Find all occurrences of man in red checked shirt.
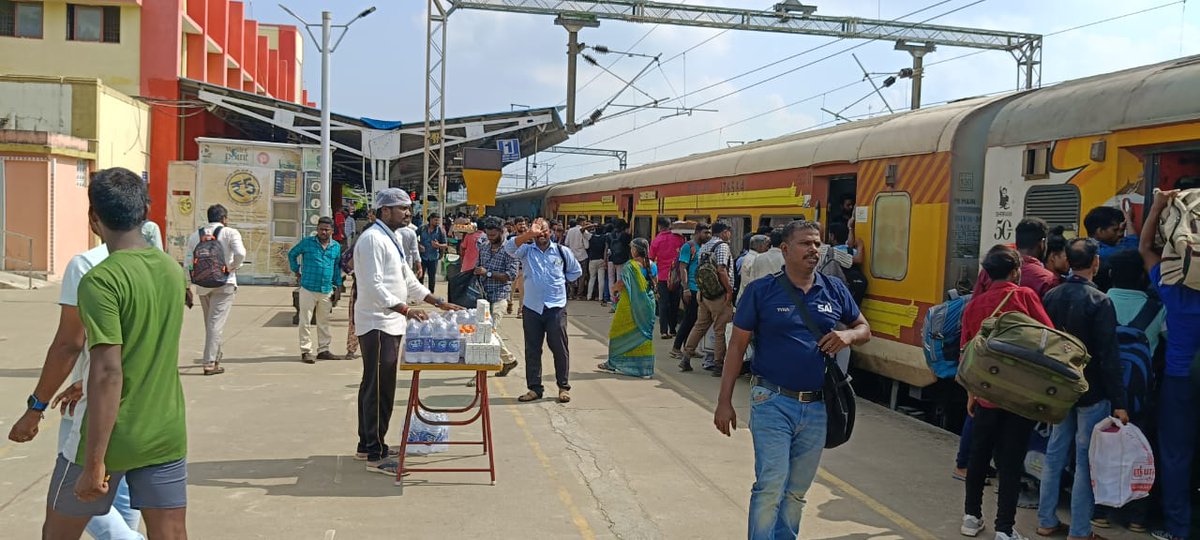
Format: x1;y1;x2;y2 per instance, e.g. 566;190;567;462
972;217;1060;298
957;245;1055;540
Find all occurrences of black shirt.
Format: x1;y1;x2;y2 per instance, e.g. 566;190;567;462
608;232;633;265
587;233;608;260
1041;275;1127;410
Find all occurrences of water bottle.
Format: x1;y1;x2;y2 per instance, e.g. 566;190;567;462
431;318;449;364
419;319;435;364
405;320;423;363
447;320;462;363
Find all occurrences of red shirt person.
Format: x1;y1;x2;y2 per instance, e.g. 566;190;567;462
957;245;1055;540
971;217;1060;298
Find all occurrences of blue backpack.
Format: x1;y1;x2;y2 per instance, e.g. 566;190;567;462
1115;298;1161;418
922;292;972;379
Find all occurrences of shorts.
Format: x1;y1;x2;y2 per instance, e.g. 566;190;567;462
48;454;187;517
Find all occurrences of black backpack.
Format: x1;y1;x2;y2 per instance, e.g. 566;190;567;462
190;226;230;288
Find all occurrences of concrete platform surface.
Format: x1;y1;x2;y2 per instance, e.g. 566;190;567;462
0;284;1149;539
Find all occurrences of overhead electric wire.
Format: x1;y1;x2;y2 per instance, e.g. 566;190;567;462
926;0;1187;68
557;0;986;155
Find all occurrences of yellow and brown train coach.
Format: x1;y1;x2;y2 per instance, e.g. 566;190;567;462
495;56;1200;388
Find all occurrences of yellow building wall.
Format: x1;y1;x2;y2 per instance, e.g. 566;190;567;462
96;86;150;173
0;3;142;96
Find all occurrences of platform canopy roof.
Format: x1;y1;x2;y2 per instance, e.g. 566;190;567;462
179;79;568;193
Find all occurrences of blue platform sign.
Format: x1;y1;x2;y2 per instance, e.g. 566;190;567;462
497;139;521;163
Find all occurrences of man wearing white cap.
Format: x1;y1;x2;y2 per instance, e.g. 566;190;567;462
353;188;461;476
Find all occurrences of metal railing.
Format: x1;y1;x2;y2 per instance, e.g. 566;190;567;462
1;230;35;289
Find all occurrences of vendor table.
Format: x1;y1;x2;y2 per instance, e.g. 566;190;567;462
396;363;501;486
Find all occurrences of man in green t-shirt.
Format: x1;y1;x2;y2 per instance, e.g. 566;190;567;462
42;167;190;540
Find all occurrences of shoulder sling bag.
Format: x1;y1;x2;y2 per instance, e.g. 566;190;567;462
776;273;857;449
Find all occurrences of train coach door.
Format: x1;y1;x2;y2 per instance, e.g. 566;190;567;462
1139;146;1200;229
826;175;858;234
622;194;635;224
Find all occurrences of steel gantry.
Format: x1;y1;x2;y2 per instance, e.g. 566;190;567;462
424;0;1043;205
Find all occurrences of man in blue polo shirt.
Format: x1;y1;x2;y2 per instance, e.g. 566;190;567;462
715;220;870;540
1139;189;1200;540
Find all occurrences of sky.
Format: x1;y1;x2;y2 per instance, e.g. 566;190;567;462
253;0;1200;191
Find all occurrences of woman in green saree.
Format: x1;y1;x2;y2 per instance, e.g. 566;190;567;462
599;237;657;378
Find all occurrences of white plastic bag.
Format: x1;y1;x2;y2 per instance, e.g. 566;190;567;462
1089;417;1155;507
406;411;450;456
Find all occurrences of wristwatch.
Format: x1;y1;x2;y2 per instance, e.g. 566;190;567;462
433;297;446;307
27;394;48;413
486;271;494;279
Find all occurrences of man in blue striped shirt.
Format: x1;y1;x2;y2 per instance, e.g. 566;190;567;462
289;217;344;363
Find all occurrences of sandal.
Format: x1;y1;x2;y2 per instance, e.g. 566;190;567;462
557;389;571;403
660;333;671;340
203;362;226;376
1036;523;1069;537
517;391;541;402
596;362;617;373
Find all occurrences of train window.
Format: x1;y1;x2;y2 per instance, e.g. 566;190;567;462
633;216;653;240
1024;184;1080;234
685;214;711;225
870;193;911;281
1023;145;1050;179
717;215;752;254
760;215;803;229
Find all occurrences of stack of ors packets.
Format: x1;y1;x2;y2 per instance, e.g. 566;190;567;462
465;299;500;365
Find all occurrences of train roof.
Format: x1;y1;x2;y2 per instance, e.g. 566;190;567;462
987;55;1200;147
547;93;1011;197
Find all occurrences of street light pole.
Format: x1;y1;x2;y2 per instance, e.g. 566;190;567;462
280;5;376;217
320;11;332;218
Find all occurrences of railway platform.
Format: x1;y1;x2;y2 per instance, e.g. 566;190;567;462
0;284;1154;539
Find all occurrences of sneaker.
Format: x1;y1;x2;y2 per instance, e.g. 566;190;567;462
677;359;693;372
1150;531;1183;540
996;531;1029;540
669;349;682;359
961;514;985;537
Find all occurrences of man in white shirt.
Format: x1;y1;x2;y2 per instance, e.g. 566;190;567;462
743;230;786;295
185;204;246;375
397;221;422;275
354;188;461;476
563;218;592;300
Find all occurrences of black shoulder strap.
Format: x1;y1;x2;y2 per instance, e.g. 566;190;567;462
1128;298;1162;332
213;226;223;239
775;272;826;341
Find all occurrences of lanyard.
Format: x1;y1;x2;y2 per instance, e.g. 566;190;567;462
374;221;406;261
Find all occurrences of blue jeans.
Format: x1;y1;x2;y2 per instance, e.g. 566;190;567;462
1037;400;1110;537
748;385;826;540
86;478;144;540
956;414;975;470
1157;376;1198;538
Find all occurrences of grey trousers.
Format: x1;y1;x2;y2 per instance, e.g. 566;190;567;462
199;284;237;365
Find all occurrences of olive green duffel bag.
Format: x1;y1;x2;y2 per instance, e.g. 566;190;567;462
957;290;1091;424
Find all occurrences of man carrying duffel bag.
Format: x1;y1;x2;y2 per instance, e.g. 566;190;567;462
1036;238;1130;540
956;245;1058;540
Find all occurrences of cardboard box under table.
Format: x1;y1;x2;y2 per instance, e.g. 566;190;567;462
396;333;502;486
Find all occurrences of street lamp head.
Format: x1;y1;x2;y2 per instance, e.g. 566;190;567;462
278;4;309;25
357;6;377;19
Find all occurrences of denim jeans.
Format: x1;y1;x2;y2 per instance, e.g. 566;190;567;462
956;414;975;470
86;479;144;540
1157;376;1198;538
748;385;826;540
1037;400;1110;537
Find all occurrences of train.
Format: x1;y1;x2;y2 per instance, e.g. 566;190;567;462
490;55;1200;390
